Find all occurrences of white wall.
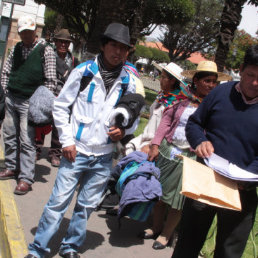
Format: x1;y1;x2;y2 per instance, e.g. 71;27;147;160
1;0;45;25
12;0;45;26
0;0;46;60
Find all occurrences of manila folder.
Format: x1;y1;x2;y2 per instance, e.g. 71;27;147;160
180;155;241;211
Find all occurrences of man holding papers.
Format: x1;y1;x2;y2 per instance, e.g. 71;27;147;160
172;45;258;258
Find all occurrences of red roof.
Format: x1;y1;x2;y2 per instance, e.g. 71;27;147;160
188;52;208;64
140;41;169;52
139;41;208;64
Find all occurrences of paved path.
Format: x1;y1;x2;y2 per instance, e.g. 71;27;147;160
0;79;168;257
3;134;173;258
140;76;160;92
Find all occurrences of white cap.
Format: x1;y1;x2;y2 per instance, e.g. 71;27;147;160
17;15;36;33
163;62;184;84
152;61;185;85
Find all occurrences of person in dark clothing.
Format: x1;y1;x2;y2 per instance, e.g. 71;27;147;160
172;45;258;258
36;29;79;167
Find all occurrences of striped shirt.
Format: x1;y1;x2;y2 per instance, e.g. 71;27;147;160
1;38;57;93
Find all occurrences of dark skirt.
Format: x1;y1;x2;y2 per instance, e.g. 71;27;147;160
156;139;196;210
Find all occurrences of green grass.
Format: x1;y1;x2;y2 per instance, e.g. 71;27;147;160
145;88;157;106
135;88;156;137
134;117;148;137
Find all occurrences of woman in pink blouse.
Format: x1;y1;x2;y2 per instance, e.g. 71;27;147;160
125;62;188;155
143;61;231;250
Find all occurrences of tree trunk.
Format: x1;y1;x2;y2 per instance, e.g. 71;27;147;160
85;0;144;55
215;0;246;72
55;14;65;34
85;0;125;54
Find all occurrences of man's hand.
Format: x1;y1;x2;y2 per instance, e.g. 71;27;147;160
107;126;125;142
195;141;214;158
62;144;77;162
148;144;159;162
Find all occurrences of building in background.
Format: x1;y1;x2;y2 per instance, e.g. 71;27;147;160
140;41;208;65
0;0;45;67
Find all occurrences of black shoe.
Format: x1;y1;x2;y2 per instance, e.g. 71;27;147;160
152;240;167;250
152;236;173;250
24;254;38;258
138;230;160;240
100;193;119;209
36;146;41;160
59;251;80;258
106;208;118;216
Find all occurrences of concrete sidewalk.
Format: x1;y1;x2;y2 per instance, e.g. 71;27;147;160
2;134;173;258
140;76;160;92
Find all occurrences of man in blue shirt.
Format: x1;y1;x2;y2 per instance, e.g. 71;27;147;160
172;45;258;258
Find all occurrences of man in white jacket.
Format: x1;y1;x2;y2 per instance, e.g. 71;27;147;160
26;23;136;258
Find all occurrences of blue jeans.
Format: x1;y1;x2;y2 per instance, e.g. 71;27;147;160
3;93;36;184
28;152;112;257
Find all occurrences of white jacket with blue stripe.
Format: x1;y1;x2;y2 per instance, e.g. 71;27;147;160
53;57;137;156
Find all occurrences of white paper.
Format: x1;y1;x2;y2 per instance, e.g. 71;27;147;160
204;153;258;182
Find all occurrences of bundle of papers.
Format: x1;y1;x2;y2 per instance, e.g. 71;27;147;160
204;153;258;182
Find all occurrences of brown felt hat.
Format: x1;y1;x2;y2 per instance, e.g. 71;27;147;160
54;29;72;42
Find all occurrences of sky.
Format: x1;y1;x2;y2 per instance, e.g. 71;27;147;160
238;3;258;37
149;3;258;39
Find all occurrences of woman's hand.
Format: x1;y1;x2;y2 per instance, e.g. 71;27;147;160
141;144;150;154
107;126;125;142
148;144;159;162
62;144;77;162
195;141;214;158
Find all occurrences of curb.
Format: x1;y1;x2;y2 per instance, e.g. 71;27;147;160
0;147;28;257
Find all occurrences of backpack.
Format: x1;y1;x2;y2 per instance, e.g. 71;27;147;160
39;44;129;98
67;60;129;124
77;59;129;99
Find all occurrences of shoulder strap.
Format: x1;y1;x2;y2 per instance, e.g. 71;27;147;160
78;60;95;94
115;72;130;106
79;76;92;93
38;43;46;58
68;60;94;121
38;42;55;61
37;43;48;70
78;60;129;97
121;70;131;97
121;83;128;98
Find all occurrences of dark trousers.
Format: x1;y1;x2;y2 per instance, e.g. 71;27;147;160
36;124;62;158
172;190;257;258
48;124;62;157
